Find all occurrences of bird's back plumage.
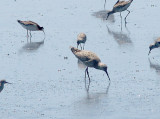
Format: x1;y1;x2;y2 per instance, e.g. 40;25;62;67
112;0;133;12
18;20;39;26
17;20;42;31
71;47;101;67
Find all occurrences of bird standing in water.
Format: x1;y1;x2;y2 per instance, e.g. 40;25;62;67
71;47;110;83
77;33;87;50
0;80;11;93
148;38;160;55
17;20;45;37
106;0;133;24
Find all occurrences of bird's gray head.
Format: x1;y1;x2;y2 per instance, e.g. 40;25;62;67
0;80;9;85
98;63;107;70
98;63;110;80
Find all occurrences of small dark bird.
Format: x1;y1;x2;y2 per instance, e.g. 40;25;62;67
77;33;87;50
106;0;133;23
17;20;45;37
71;47;110;83
148;38;160;55
0;80;11;93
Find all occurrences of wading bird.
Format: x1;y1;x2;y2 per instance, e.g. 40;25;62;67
0;80;11;93
148;38;160;55
71;47;110;83
77;33;87;50
106;0;133;24
17;20;45;37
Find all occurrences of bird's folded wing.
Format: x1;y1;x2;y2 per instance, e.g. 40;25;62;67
75;51;101;63
114;1;127;8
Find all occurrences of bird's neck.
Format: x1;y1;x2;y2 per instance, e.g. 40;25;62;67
108;10;115;15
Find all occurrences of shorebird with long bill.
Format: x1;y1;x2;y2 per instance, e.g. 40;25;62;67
106;0;133;24
17;20;45;37
71;47;110;84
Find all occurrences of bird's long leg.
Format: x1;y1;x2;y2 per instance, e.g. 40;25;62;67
124;10;130;24
85;67;90;91
86;67;90;83
29;36;32;43
85;67;87;79
80;44;82;50
120;12;122;31
26;30;29;42
120;12;122;22
83;44;85;50
27;30;29;37
42;30;45;39
29;31;32;37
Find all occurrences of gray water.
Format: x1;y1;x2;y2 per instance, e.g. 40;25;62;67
0;0;160;119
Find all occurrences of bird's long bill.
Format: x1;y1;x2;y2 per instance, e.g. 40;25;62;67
6;82;12;84
148;50;151;55
106;14;109;20
42;30;46;38
105;71;110;81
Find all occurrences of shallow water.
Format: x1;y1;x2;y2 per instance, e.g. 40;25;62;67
0;0;160;119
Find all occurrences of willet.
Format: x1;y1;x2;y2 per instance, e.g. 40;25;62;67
17;20;45;37
0;80;11;93
106;0;133;24
148;38;160;55
77;33;87;50
71;47;110;83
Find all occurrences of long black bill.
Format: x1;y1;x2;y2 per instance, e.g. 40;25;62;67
105;71;110;81
148;50;151;55
42;30;45;38
6;82;12;84
106;14;109;20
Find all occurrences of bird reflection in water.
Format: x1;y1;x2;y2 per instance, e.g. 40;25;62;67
107;25;132;46
85;76;110;93
149;58;160;75
73;82;111;116
104;0;107;9
77;59;88;91
92;10;115;23
87;82;110;100
21;37;44;52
